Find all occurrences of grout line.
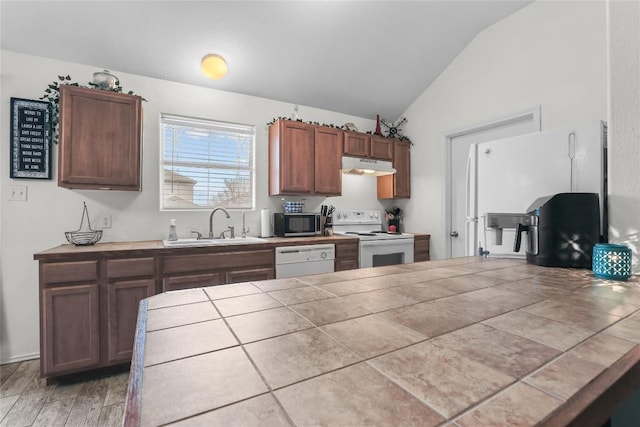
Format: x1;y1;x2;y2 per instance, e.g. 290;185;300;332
201;288;297;426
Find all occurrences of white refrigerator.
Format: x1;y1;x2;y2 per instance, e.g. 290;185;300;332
466;121;607;258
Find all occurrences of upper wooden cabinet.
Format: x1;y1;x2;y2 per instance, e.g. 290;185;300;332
343;131;370;158
393;139;411;198
370;135;393;160
269;119;342;196
314;126;342;196
344;133;393;161
58;85;142;191
269;120;314;195
377;139;411;199
269;119;410;198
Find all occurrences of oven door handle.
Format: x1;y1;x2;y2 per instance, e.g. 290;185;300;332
358;239;414;248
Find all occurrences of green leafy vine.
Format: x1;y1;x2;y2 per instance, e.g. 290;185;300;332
40;75;146;144
266;116;412;143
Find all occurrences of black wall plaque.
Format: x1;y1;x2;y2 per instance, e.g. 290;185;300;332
10;97;52;179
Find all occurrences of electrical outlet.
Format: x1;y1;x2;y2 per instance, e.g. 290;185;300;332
9;185;27;201
100;213;112;229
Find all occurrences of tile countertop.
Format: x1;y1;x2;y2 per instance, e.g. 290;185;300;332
123;257;640;427
33;235;360;258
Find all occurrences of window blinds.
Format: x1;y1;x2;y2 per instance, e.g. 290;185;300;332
161;114;255;210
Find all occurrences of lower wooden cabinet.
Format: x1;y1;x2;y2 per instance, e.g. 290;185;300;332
41;283;100;376
39;258;154;378
413;234;431;262
162;249;274;286
107;278;155;363
335;240;359;271
37;246;276;378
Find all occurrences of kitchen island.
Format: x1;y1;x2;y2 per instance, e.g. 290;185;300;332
124;256;640;426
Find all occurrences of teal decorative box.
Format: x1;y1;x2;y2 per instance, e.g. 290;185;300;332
592;243;632;280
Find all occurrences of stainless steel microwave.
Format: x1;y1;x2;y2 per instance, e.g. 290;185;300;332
273;213;320;237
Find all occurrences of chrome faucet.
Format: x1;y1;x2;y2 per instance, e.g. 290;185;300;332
220;226;235;239
209;207;230;238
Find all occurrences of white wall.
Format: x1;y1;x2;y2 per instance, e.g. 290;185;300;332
401;1;607;259
607;0;640;273
0;50;379;363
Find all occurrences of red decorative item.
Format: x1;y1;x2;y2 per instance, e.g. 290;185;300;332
375;114;382;135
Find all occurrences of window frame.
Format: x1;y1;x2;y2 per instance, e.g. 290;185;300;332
159;113;256;212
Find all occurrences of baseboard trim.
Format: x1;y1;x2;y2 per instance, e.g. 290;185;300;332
0;352;40;365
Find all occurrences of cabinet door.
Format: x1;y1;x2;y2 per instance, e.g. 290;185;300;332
107;257;155;279
370;136;393;160
41;284;100;376
314;127;342;195
107;279;155;363
59;85;142;191
343;132;371;158
336;259;359;271
394;140;411;198
335;240;359;271
269;120;314;195
377;174;394;200
377;139;411;199
225;267;274;284
414;235;430;262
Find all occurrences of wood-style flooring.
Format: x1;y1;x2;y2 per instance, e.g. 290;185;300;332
0;359;128;427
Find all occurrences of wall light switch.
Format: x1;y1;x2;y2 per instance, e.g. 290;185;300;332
100;213;112;229
9;185;27;201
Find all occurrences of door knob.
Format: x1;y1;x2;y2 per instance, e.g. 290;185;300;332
450;231;459;237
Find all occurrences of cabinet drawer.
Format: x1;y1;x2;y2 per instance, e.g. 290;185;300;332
162;273;224;292
41;261;98;284
107;257;155;279
163;249;274;274
225;267;274;284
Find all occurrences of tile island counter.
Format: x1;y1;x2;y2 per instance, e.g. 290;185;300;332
124;257;640;426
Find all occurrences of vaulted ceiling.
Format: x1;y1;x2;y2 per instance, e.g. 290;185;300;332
1;1;531;120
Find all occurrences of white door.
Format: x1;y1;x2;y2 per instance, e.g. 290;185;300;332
446;107;541;258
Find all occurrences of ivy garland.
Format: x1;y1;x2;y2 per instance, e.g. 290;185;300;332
40;75;146;144
266;116;412;143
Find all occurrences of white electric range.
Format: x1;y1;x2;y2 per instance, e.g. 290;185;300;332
332;210;414;268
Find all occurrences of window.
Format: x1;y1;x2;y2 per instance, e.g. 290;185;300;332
161;114;255;210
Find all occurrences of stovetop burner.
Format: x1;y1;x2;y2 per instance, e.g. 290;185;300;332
332;210;413;241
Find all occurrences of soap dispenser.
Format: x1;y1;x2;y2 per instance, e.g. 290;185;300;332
168;219;178;241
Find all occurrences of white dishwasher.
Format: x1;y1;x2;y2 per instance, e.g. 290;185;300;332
275;244;335;279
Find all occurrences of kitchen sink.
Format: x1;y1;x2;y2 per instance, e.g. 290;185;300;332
163;236;268;247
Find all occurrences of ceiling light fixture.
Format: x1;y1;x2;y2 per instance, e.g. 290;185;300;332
201;54;227;80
